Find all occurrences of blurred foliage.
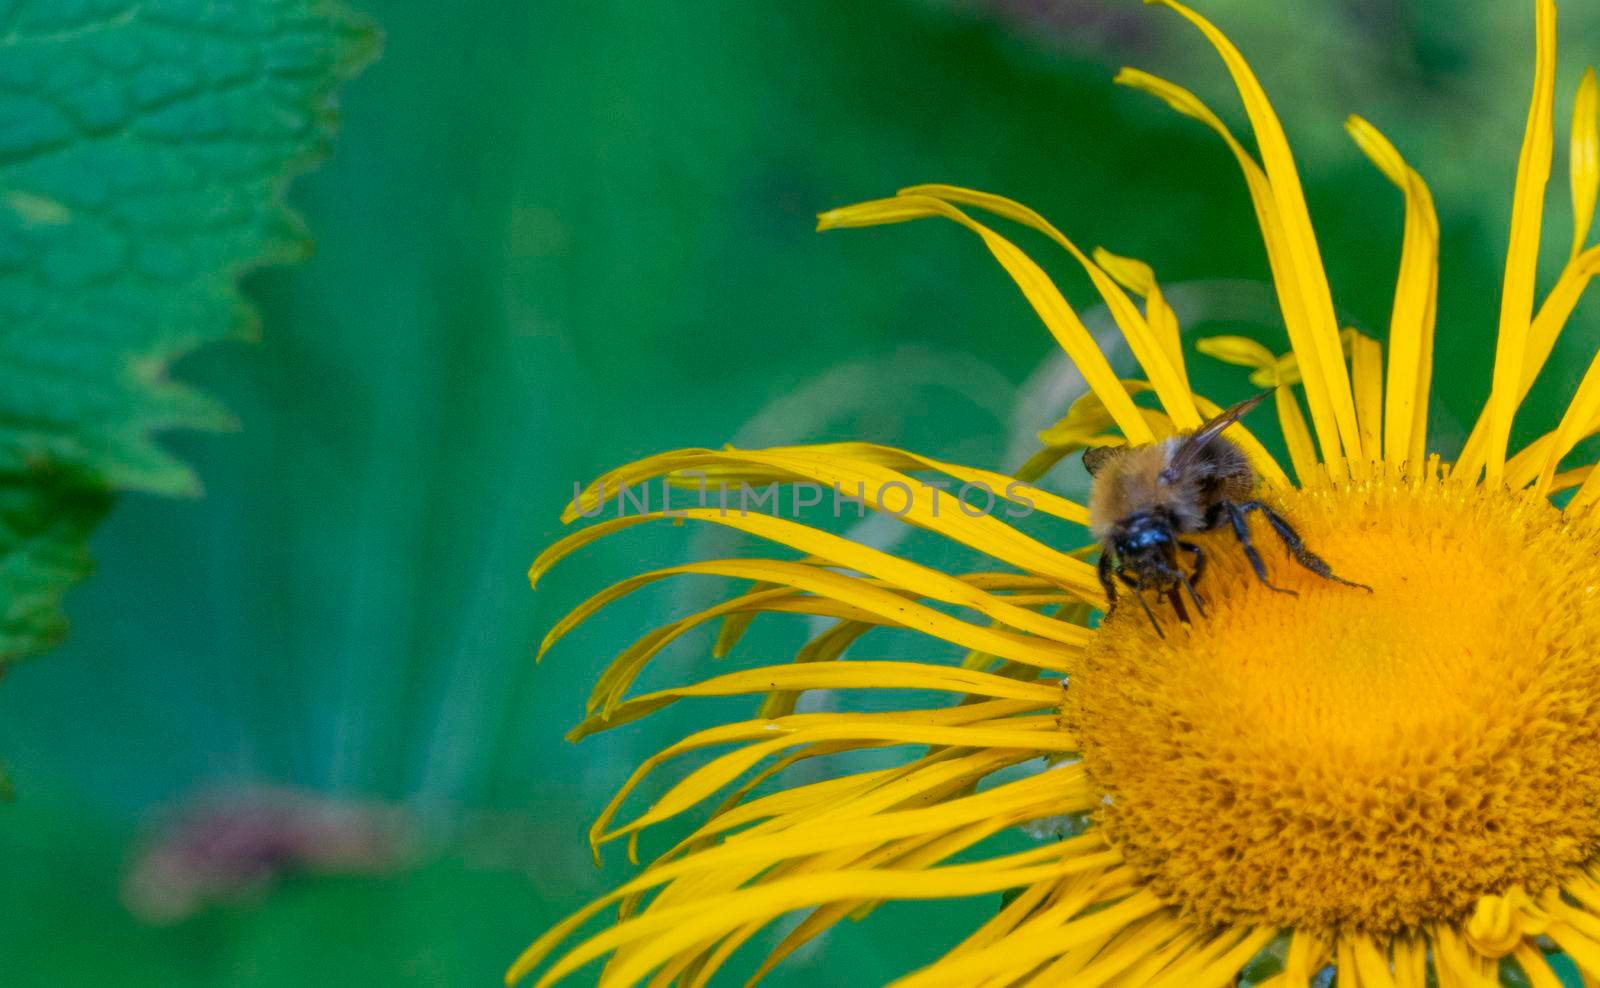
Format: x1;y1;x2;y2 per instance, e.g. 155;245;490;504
0;0;1594;984
0;1;376;663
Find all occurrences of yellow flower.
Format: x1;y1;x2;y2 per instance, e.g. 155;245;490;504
512;1;1600;984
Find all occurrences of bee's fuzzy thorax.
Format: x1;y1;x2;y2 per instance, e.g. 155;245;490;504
1088;437;1194;539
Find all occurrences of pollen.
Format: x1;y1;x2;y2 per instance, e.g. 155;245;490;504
1062;474;1600;934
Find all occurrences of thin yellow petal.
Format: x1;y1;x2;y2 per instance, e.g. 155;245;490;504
889;890;1166;988
1553;464;1597;494
569;660;1059;739
1093;246;1188;386
1459;245;1600;473
1392;935;1428;988
639;769;1085;906
819;195;1155;444
776;441;1089;524
1283;927;1330;984
536;514;1092;714
1349;935;1398;988
508;767;967;986
1346;115;1440;466
680;746;1036;860
1534;343;1600;496
1275;384;1321;485
898;183;1201;429
1118;925;1211;985
1479;0;1558;484
1348;328;1384;464
748;819;1015;984
1196;334;1276;370
532;849;1118;988
548;484;1101;610
545;554;1085;714
1037;379;1154;447
1514;942;1567;988
942;880;1056;959
1150;926;1276;988
1035;912;1185;988
759;619;874;718
1431;924;1499;987
1573;67;1599;259
1116;66;1348;478
1544;923;1600;981
587;698;1050;855
1567;467;1600;511
1145;0;1363;478
599;717;1072;848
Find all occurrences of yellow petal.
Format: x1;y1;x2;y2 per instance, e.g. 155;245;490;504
1274;384;1322;486
777;441;1090;524
1533;341;1600;496
1346;115;1440;466
1283;927;1331;984
1094;247;1187;387
1037;379;1154;447
1347;935;1398;988
899;183;1201;430
1145;0;1363;478
525;846;1116;988
746;817;1033;984
1181;927;1278;988
1543;922;1600;981
587;698;1050;857
1459;245;1600;474
1573;67;1599;259
1035;912;1185;987
598;716;1072;848
568;660;1060;740
1347;328;1384;465
540;550;1086;715
1391;935;1429;988
1040;406;1170;448
1196;334;1276;370
888;890;1166;988
819;195;1156;444
1513;942;1567;988
550;453;1105;597
758;618;874;719
1479;0;1558;484
1431;923;1498;987
1115;65;1350;479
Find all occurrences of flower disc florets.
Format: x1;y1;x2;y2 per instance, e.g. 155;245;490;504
1062;476;1600;933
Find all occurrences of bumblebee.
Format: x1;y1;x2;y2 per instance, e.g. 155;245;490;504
1084;391;1370;632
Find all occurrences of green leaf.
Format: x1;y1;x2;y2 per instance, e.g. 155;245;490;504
0;474;109;661
0;1;378;665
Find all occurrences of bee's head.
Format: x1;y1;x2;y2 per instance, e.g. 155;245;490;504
1112;512;1178;587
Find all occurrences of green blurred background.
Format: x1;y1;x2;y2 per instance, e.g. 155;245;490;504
2;0;1598;983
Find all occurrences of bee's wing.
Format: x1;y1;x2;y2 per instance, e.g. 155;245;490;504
1160;389;1272;483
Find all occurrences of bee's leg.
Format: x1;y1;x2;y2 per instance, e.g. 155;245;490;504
1240;500;1373;592
1166;587;1190;624
1097;552;1118;611
1131;577;1165;638
1177;539;1209;612
1222;501;1298;595
1177;569;1203;613
1176;541;1209;615
1159;543;1200;623
1179;540;1208;586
